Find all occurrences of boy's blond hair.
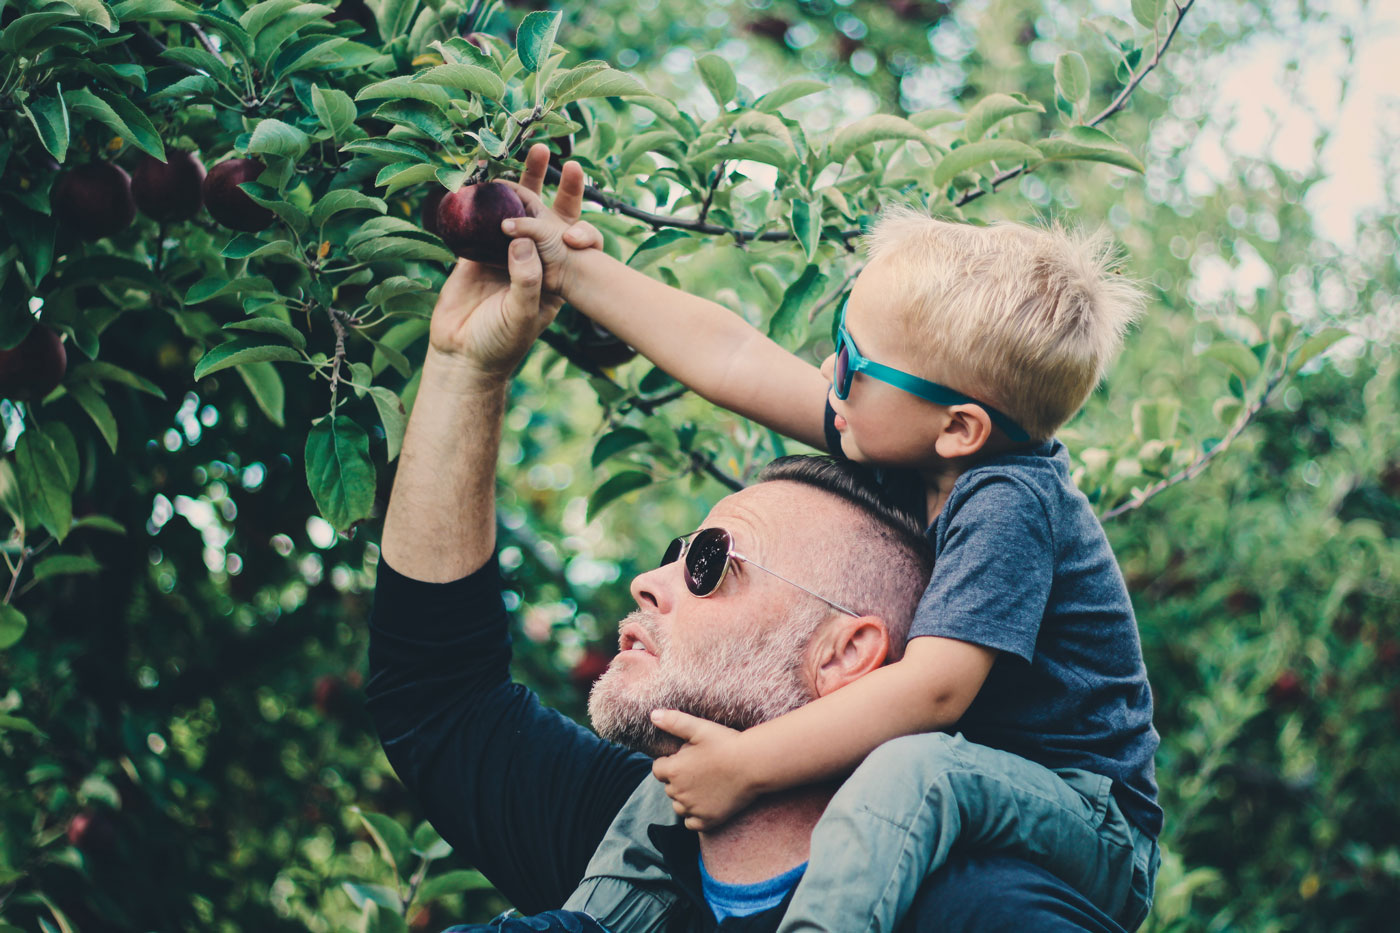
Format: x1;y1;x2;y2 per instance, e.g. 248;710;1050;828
862;207;1145;441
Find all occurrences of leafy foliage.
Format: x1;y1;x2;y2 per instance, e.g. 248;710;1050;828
0;0;1394;930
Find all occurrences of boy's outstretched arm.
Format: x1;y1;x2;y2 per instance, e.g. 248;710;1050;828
503;163;831;451
649;636;997;830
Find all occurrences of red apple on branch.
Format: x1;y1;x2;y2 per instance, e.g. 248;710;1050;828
0;325;66;402
435;181;527;265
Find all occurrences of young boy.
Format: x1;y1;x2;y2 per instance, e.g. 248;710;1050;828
500;147;1161;932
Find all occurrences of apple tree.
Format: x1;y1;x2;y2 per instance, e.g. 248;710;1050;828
0;0;1392;929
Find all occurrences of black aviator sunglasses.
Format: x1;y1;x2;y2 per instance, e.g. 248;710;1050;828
660;527;860;617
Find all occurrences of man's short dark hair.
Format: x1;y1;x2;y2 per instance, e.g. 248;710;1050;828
756;456;933;655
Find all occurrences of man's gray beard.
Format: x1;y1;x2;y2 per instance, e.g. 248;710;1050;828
588;609;817;757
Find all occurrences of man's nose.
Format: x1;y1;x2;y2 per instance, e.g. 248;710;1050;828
629;564;676;614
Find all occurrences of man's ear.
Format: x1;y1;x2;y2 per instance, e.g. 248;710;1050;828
934;404;993;459
812;615;891;697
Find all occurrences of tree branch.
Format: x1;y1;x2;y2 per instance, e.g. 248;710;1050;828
1101;365;1283;522
955;0;1196;209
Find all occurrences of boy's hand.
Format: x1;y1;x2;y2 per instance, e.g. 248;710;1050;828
500;148;603;298
650;709;760;832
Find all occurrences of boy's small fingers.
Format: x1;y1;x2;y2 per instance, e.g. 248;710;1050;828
518;143;550;194
563;221;603;250
553;161;586;222
503;181;548;216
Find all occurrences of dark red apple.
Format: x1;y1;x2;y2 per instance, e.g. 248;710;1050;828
0;325;66;401
576;321;637;368
51;162;135;240
746;17;791;45
435;181;527;265
327;0;376;35
67;810;117;855
1267;670;1306;707
420;186;446;236
131;150;207;221
203;158;274;231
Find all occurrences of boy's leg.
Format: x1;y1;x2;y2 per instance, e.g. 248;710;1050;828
777;733;1141;933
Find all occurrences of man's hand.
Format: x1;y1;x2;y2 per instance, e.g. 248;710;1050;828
427;143;598;376
650;710;760;832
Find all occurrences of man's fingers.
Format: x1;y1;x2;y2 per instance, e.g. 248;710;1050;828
563;220;603;251
499;215;554;244
518;143;550;195
552;160;587;223
504;238;543;321
650;708;707;742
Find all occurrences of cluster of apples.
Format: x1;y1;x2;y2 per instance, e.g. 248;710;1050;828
50;152;278;240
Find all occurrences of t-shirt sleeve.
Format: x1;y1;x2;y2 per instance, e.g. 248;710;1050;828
366;558;650;913
911;475;1054;663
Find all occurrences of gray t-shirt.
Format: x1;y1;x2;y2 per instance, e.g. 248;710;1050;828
823;407;1161;836
914;440;1161;836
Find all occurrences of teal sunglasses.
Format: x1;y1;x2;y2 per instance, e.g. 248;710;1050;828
832;301;1030;443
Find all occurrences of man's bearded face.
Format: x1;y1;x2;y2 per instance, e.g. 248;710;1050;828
588;607;817;756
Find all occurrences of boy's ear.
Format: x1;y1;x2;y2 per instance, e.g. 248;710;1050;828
934;404;994;459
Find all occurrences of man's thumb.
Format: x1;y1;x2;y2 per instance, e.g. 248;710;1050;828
505;238;542;314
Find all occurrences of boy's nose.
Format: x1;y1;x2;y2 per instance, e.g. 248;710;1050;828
819;353;836;382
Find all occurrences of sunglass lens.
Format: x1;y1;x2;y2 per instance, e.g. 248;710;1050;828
685;528;731;596
660;536;684;569
834;341;850;399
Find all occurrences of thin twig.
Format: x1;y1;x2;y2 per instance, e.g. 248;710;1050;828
186;23;221;58
1101;366;1283;522
326;307;349;413
3;548;26;605
956;0;1196;209
808;263;862;322
691;451;744;492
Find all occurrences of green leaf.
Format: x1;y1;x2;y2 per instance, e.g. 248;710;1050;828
755;79;828;113
224;317;307;350
592;427;651;468
908;108;965;130
376;162;440;196
788;197;820;262
932;139;1042;189
72;514;125;534
0;713;44;736
31;554;102;583
311;190;387;227
373;99;456;147
161;45;233;85
113;0;198;22
1291;327;1347;373
0;606;27;650
341;882;400;910
367;387;406;461
411;820;452;860
65;87;165;160
768;264;827;345
689;140;793;174
350;235;454;264
252;4;336;63
16;426;74;543
184;275;276;305
376;0;417;40
343;137;436;164
617;129;681;173
272;33;347;80
1035;126;1145;174
352;807;412;878
416;869;493;902
357;77;452;109
248;118;310;159
1201;340;1262;383
963;92;1043;141
236;361;286;427
551;68;654;107
68;361;165;398
362;900;409;933
194;337;301;380
542;60;610;101
516;9;561;73
1132;0;1166;28
306;417;376;532
241;0;302;35
696;53;736;108
67;383;118;452
311;84;358;141
829;114;938;165
626;229;691;269
367;276;432;306
1131;399;1181;442
1054;51;1090;107
415;63;505;101
587;471;652;520
0;12;79;54
22;90;70;162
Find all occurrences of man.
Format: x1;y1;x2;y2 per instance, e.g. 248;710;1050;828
367;146;1130;932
